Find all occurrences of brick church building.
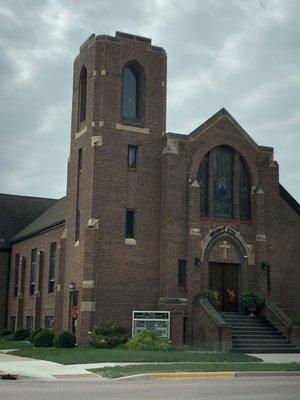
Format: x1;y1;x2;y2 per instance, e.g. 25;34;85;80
1;32;299;350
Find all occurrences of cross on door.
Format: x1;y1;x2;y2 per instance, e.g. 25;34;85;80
220;240;231;260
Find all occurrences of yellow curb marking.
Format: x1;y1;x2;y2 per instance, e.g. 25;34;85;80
149;372;235;379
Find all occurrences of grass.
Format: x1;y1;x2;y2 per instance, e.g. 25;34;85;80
90;362;300;379
10;346;261;365
0;340;33;350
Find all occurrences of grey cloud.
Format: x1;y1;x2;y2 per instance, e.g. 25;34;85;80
0;0;299;201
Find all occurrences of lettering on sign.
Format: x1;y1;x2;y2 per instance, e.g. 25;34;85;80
132;310;170;339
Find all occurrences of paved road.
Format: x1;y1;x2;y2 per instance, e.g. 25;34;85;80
1;377;299;400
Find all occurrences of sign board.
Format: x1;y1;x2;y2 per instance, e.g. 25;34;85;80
132;310;170;339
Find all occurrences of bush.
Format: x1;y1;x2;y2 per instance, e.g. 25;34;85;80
127;330;171;351
33;330;54;347
53;331;76;348
30;328;43;343
240;292;265;309
195;290;220;308
0;329;13;337
88;322;129;349
12;328;30;341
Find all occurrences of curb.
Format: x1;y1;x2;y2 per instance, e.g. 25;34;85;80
149;372;235;379
236;371;300;377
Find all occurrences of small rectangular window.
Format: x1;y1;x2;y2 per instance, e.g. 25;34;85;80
128;145;137;168
44;316;54;330
125;209;135;239
26;316;33;332
178;259;187;288
77;148;83;174
48;243;57;293
29;249;37;295
14;254;20;297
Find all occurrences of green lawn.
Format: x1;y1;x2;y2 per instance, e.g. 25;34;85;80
10;346;261;365
0;340;33;350
91;362;300;379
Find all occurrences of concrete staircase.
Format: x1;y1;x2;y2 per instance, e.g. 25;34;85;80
221;312;299;353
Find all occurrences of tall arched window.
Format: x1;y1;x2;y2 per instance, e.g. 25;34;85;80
78;66;87;124
197;146;251;220
122;63;141;120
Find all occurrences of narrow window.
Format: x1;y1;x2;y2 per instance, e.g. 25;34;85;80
10;316;16;332
183;317;188;345
122;66;139;119
128;145;137;168
78;66;87;124
239;157;251;220
26;316;33;332
212;146;234;218
48;242;56;293
197;153;209;216
45;316;54;330
178;259;187;288
29;249;37;295
125;209;135;239
75;149;82;242
14;254;20;297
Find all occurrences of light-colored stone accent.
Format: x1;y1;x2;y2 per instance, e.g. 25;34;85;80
252;186;265;195
75;126;87;139
61;228;67;239
93;70;97;77
162;137;178;155
91;121;95;127
99;121;104;127
190;228;201;236
116;123;150;134
161;81;166;87
246;244;255;265
91;135;102;147
81;301;95;312
256;234;267;242
190;180;200;188
82;280;95;288
101;69;106;75
56;284;61;292
75;240;80;247
87;218;99;229
125;238;136;245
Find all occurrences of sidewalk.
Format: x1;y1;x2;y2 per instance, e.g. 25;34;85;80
249;354;300;363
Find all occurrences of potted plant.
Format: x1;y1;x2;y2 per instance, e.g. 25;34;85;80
240;292;265;316
196;290;220;308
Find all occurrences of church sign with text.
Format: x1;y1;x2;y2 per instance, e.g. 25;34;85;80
132;311;170;338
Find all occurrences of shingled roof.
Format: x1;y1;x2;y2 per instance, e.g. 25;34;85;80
0;194;57;249
12;196;65;243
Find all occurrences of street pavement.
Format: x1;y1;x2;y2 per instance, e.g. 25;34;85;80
1;377;300;400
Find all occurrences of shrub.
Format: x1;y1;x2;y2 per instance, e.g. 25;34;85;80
195;290;220;308
12;328;30;341
89;322;129;349
30;328;43;343
240;292;265;309
127;330;171;351
53;331;76;348
0;329;13;337
33;330;54;347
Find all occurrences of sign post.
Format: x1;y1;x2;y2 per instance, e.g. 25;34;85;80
132;311;170;339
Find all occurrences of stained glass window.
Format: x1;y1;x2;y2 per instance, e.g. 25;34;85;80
212;146;234;218
122;66;139;119
197;153;209;215
240;157;251;219
79;66;87;123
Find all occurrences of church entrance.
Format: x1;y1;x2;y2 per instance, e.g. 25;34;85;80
209;262;239;312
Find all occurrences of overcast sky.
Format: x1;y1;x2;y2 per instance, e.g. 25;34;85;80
0;0;299;201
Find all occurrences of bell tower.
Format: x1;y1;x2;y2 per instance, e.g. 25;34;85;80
63;32;167;343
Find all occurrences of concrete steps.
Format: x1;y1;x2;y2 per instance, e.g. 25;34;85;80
221;312;300;354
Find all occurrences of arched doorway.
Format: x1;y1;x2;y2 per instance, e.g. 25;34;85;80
204;233;246;312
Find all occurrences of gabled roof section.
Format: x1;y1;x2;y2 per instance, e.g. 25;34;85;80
0;194;57;249
279;184;300;216
12;197;66;243
167;108;273;153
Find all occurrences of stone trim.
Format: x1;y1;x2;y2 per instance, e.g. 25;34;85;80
125;238;136;245
190;228;201;236
116;123;150;134
256;234;267;242
75;126;87;139
82;280;95;289
81;301;95;312
91;136;102;147
159;297;188;305
87;218;99;229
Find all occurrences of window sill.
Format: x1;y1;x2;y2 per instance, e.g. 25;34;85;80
125;238;136;245
116;123;149;134
75;240;80;247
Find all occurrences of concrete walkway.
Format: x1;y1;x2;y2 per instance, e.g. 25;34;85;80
250;354;300;363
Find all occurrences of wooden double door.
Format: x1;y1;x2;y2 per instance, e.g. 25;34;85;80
209;263;239;312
